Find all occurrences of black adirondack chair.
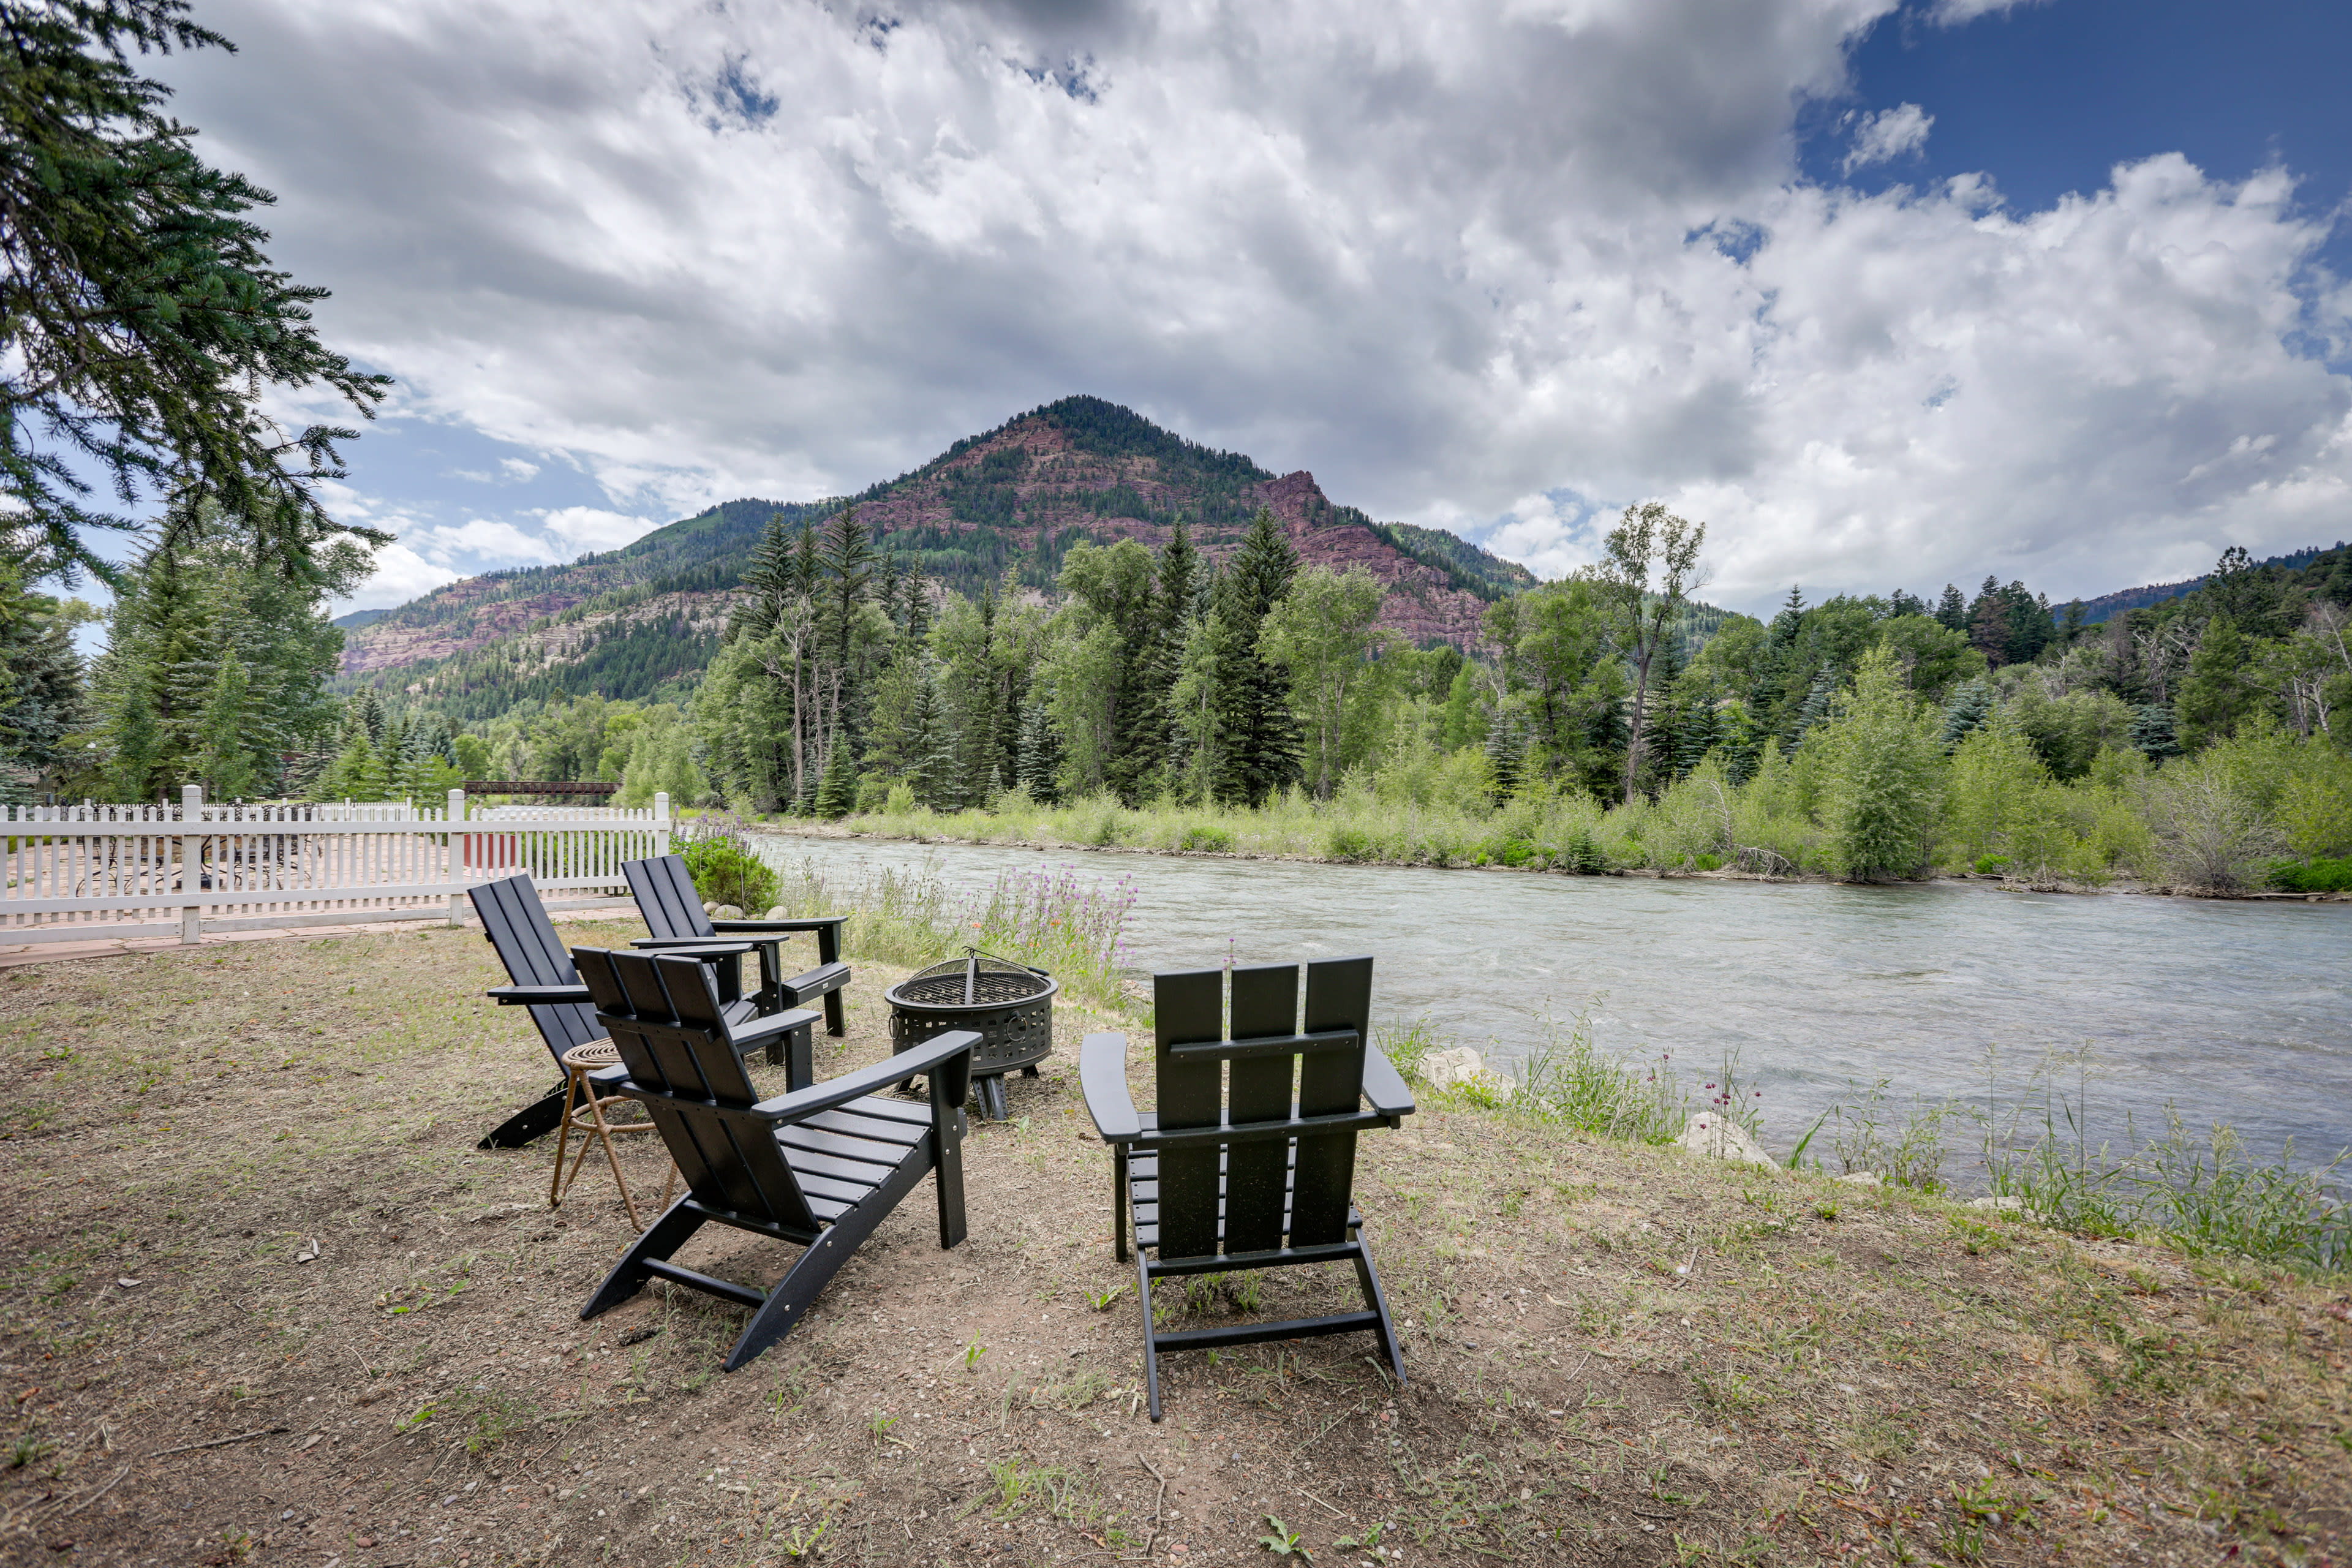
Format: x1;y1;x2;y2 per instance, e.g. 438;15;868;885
623;853;853;1037
570;945;976;1370
468;873;812;1150
1080;956;1415;1420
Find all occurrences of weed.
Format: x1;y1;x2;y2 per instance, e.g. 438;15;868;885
1258;1514;1310;1558
7;1434;56;1468
962;1338;987;1370
395;1401;438;1433
1086;1283;1129;1311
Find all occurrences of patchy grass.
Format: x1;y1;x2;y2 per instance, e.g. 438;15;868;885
0;920;2343;1566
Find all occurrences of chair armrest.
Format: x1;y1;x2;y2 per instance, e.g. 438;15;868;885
488;983;590;1006
629;937;762;956
749;1030;979;1125
727;1006;822;1050
710;916;847;935
1363;1046;1416;1120
1079;1032;1142;1141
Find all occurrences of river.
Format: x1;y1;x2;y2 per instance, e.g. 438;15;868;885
750;831;2352;1172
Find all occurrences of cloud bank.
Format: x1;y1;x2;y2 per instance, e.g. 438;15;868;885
165;0;2350;613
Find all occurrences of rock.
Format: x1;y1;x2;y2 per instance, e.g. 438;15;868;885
1422;1047;1509;1096
763;906;791;921
1673;1114;1779;1169
703;900;720;915
713;904;744;920
1966;1195;2025;1213
1837;1171;1883;1186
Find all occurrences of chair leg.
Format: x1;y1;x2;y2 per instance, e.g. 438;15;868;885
581;1196;706;1319
786;1022;813;1093
723;1160;919;1371
929;1076;968;1251
1137;1250;1164;1422
822;987;845;1038
1112;1145;1129;1264
1351;1225;1409;1390
548;1071;582;1209
484;1084;570;1150
583;1089;644;1232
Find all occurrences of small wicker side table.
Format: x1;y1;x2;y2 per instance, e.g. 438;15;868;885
552;1041;660;1228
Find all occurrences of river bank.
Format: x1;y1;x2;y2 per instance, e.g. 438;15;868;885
1;920;2346;1566
762;805;2352;903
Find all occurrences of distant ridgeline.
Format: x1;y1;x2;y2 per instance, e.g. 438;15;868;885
2075;543;2348;625
333;396;1536;717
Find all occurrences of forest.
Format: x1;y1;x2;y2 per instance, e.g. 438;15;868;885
14;483;2350;897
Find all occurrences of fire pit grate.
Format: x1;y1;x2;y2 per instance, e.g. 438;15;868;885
884;950;1057;1121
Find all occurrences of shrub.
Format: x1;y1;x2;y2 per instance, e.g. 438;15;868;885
679;831;780;913
2267;856;2352;893
1561;827;1608;875
1323;824;1371;861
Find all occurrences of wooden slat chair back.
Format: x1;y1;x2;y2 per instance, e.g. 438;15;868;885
623;853;854;1036
1079;955;1415;1419
571;946;978;1371
467;873;612;1148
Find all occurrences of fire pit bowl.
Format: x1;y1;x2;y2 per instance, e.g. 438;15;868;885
884;951;1057;1121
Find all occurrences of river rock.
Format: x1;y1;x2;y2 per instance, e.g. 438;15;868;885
1966;1195;2025;1213
1423;1046;1508;1096
1837;1171;1883;1186
1674;1114;1778;1169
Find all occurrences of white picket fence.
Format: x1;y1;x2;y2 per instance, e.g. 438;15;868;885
0;787;671;944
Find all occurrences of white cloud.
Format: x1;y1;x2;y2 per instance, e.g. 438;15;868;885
499;457;541;481
537;505;658;552
1929;0;2050;24
352;541;463;606
165;0;2352;615
1842;102;1932;173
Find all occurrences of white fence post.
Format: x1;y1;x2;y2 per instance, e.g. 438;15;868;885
654;792;671;858
179;783;203;944
446;788;468;925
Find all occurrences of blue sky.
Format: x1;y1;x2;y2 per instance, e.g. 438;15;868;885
107;0;2352;620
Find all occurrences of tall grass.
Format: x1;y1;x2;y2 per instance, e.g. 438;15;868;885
750;845;1138;1012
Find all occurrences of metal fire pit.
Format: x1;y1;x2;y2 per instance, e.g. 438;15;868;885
884;951;1057;1121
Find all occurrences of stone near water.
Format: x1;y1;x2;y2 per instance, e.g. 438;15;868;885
1836;1171;1883;1186
1423;1046;1509;1096
1674;1113;1779;1169
1966;1195;2025;1213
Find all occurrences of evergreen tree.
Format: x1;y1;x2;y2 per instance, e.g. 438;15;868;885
1790;666;1840;745
2176;614;2251;748
2128;702;2183;761
1715;701;1763;786
1213;507;1302;805
1483;714;1526;802
0;557;91;801
1967;576;2011;665
1812;648;1944;880
0;0;390;585
1672;694;1717;777
1939;678;1994;748
812;733;858;818
192;646;255;798
1016;695;1060;804
1934;583;1968;632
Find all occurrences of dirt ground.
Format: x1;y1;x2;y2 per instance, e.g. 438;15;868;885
0;920;2346;1568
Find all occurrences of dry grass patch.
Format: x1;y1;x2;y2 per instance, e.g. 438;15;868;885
0;922;2343;1566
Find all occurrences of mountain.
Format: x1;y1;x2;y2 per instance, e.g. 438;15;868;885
2075;543;2345;624
338;397;1538;710
331;607;393;631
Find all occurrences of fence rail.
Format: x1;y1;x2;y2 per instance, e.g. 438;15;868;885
1;788;671;944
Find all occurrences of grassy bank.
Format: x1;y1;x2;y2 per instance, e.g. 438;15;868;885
2;924;2348;1566
816;719;2352;895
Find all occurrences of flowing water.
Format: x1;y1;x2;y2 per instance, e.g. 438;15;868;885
752;831;2352;1172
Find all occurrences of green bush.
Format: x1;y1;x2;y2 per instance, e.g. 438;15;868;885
2267;856;2352;893
1324;824;1371;861
679;834;780;913
1691;853;1724;871
1973;854;2010;876
1181;823;1234;853
1561;828;1608;875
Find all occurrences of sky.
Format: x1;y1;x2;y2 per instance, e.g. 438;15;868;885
133;0;2352;619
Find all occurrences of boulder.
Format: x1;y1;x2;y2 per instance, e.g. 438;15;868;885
1836;1171;1883;1186
702;900;720;915
1966;1195;2025;1213
1674;1114;1779;1169
713;904;744;921
763;906;791;921
1422;1046;1509;1097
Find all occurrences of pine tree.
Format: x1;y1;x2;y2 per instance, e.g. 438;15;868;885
193;647;255;798
1716;701;1763;786
1939;678;1994;748
1016;695;1060;804
1791;666;1840;745
2175;614;2250;749
1673;696;1717;777
812;734;858;818
1934;584;1968;632
2129;702;2183;761
1484;715;1526;802
1213;507;1302;805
